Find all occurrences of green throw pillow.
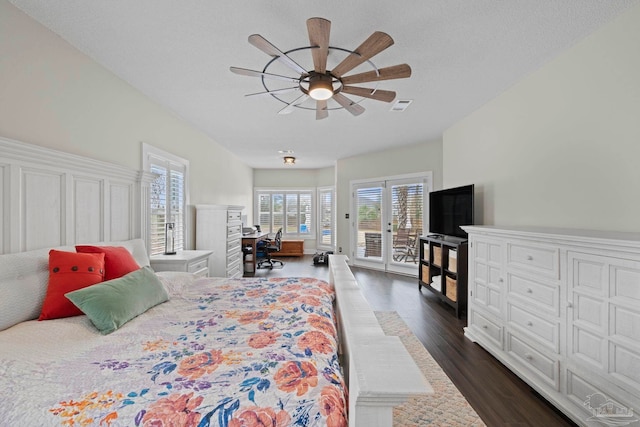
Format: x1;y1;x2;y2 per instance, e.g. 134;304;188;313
66;266;169;334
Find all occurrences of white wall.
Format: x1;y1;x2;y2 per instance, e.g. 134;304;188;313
0;1;254;236
253;166;335;188
443;4;640;232
335;140;443;257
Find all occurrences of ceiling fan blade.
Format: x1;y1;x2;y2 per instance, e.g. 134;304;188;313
316;99;329;120
331;31;394;78
230;67;300;83
307;17;331;74
341;64;412;85
278;94;309;115
248;34;307;75
342;86;396;103
245;87;300;97
332;93;365;116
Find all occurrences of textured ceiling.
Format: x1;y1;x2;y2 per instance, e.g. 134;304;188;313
9;0;639;169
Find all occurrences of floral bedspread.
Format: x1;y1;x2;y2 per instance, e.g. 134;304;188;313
0;276;347;427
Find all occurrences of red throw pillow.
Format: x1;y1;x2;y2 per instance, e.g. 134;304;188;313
75;245;140;280
39;250;105;320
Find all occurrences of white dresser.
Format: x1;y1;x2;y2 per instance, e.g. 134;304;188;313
463;226;640;427
195;204;244;278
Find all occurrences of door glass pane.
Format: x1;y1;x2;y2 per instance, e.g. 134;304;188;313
355;186;383;260
391;183;424;264
319;190;333;246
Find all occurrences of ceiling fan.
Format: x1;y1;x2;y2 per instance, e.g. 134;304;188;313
230;17;412;120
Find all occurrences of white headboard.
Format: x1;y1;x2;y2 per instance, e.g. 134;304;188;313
0;136;154;254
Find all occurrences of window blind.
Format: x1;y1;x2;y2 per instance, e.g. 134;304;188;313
318;188;334;248
255;189;315;237
149;161;185;255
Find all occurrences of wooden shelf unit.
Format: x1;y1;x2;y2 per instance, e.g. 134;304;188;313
418;235;468;318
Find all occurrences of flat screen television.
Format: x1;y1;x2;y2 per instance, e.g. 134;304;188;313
429;184;474;238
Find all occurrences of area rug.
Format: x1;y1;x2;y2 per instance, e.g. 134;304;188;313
375;311;486;427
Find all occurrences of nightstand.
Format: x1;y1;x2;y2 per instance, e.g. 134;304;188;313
150;250;213;277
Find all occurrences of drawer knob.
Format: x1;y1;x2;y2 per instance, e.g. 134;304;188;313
525;353;533;360
482;325;488;329
526;255;533;261
527;321;533;327
526;288;533;294
498;278;504;283
567;302;573;308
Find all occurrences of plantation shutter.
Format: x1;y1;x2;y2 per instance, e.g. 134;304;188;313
149;159;185;255
318;188;334;248
255;189;316;237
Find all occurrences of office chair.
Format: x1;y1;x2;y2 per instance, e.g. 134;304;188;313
256;228;284;269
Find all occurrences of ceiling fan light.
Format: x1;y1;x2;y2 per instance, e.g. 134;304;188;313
309;86;333;100
308;74;334;100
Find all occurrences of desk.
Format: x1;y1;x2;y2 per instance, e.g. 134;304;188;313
242;231;270;275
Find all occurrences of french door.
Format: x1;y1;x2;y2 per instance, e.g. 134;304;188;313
351;174;429;276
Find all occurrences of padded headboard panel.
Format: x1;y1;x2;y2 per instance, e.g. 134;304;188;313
0;136;154;254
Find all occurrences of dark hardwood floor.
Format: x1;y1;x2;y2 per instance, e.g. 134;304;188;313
247;255;578;427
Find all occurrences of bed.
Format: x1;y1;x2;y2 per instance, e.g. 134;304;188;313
0;239;431;426
0;137;431;426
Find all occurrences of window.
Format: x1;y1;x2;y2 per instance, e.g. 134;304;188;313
143;144;189;256
255;189;315;238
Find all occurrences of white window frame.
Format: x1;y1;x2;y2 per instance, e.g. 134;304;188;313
254;188;316;239
142;143;190;255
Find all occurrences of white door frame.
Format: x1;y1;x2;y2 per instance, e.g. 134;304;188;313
349;172;432;276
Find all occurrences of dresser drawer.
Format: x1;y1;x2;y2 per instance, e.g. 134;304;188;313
508;303;559;352
228;262;243;279
227;210;242;222
507;272;559;313
506;332;560;390
227;240;241;255
191;266;209;278
227;224;242;237
187;258;208;274
507;241;559;279
227;250;242;267
470;309;503;349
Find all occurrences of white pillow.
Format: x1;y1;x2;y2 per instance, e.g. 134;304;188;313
0;246;74;331
0;239;150;331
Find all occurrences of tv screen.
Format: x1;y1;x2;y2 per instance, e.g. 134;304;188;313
429;184;474;238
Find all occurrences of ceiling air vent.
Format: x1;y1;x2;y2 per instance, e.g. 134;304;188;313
390;99;412;112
